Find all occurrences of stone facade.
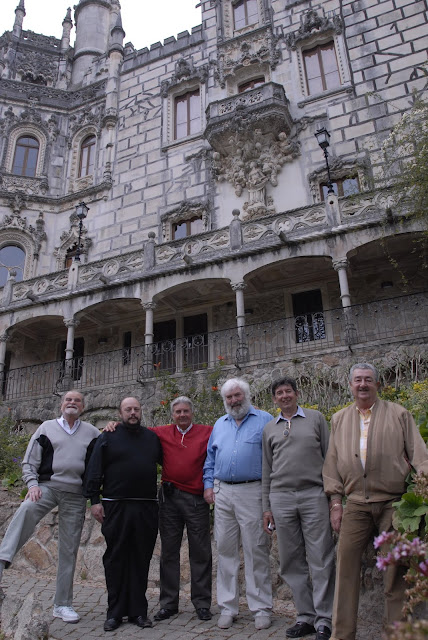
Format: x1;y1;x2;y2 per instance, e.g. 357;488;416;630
0;0;427;420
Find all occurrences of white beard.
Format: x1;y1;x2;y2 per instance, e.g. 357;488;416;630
226;398;251;421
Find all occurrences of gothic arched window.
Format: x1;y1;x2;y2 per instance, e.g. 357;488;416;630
0;245;25;287
78;135;96;178
12;136;39;177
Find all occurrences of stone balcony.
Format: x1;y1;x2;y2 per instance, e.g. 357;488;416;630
204;82;293;153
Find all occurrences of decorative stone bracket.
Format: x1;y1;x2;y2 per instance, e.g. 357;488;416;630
285;9;343;51
206;83;299;219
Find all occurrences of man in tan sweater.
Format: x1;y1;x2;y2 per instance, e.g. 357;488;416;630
323;363;428;640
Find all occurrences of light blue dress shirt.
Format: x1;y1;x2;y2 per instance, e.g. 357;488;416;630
203;406;273;488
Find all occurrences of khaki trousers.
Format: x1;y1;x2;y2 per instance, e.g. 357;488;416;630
332;500;406;640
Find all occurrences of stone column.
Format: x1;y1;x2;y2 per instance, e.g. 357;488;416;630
0;332;9;400
333;258;356;345
333;258;351;308
142;302;157;378
231;282;249;364
62;318;79;389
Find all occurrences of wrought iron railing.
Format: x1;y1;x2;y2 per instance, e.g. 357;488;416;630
2;292;427;401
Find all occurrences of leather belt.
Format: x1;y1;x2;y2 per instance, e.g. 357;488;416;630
221;479;260;485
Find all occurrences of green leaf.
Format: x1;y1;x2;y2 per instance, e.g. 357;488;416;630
401;516;422;532
413;505;428;516
402;492;423;506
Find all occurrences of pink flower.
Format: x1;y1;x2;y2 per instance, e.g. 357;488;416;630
374;531;395;549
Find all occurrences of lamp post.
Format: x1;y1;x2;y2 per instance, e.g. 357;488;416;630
314;127;335;195
74;201;89;262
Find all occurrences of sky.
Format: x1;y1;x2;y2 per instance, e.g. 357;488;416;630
0;0;202;51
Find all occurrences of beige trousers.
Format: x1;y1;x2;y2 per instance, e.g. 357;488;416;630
332;499;406;640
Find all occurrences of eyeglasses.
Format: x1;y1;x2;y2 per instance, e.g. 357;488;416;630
283;418;292;438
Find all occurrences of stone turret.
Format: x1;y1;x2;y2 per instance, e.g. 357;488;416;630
109;10;125;55
71;0;114;85
12;0;26;38
60;7;73;52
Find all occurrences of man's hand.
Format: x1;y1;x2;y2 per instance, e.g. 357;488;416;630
25;486;42;502
204;488;215;505
330;503;343;533
263;510;275;535
104;421;119;432
91;504;105;524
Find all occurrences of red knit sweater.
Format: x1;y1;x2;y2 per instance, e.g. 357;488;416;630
151;423;213;495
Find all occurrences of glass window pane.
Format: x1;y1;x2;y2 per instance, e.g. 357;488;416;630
79;136;95;177
12;146;26;174
247;0;258;24
0;245;25;287
173;222;188;239
234;2;246;29
342;177;360;196
12;136;39;176
25;148;38;176
189;93;201;135
190;218;203;234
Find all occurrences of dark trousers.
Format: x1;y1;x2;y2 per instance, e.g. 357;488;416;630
102;500;158;620
159;487;212;610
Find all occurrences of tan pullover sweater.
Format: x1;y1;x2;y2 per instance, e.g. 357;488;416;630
323;398;428;504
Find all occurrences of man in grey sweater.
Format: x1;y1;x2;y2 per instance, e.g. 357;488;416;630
262;377;335;640
0;390;99;623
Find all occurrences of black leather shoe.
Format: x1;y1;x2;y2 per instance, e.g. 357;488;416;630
129;616;153;628
103;618;122;631
286;621;316;638
154;608;178;621
196;608;212;620
316;625;331;640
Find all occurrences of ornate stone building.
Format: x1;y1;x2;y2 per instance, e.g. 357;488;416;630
0;0;426;422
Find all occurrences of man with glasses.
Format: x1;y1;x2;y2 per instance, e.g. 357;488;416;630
262;377;335;640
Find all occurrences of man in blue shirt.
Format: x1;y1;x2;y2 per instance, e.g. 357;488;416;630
203;378;273;630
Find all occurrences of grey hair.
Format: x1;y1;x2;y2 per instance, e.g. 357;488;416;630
349;363;379;383
171;395;194;414
220;378;251;401
61;389;84;403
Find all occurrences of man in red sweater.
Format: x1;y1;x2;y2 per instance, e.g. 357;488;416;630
153;396;213;622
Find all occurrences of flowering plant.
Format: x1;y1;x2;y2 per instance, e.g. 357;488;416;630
374;530;428;618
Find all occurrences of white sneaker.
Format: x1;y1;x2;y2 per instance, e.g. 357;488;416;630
217;614;235;629
255;616;271;630
53;605;80;623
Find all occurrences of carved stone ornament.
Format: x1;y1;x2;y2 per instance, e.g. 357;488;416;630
15;49;58;86
0;208;47;258
160;58;209;98
161;201;210;242
67;106;105;142
211;127;300;220
0;175;49;196
285;9;343;51
216;26;280;88
53;210;92;269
